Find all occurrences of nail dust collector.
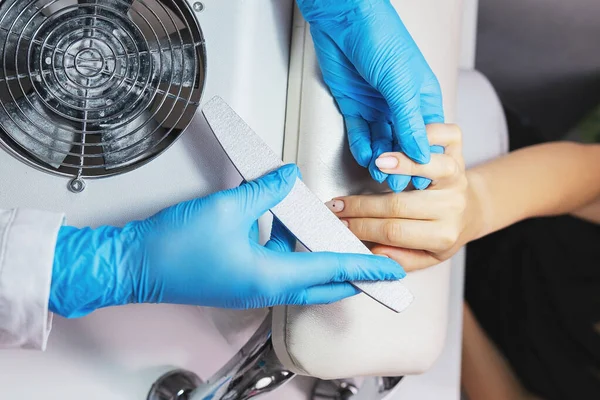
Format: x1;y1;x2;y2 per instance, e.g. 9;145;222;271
0;0;205;193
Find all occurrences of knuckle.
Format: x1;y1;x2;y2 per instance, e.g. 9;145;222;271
352;219;366;238
384;221;403;244
442;158;460;178
408;160;421;176
353;196;363;215
455;194;468;214
437;227;459;250
389;196;407;216
448;124;463;144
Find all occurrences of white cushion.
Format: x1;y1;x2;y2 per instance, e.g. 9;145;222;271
272;0;465;379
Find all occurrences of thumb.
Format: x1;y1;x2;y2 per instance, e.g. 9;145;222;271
390;94;431;165
233;164;299;225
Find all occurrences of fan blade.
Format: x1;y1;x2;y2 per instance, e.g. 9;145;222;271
77;0;134;14
149;30;199;88
101;110;168;169
0;0;47;72
0;93;76;168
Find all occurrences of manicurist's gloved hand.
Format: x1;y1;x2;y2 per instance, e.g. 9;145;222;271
297;0;444;191
50;165;405;318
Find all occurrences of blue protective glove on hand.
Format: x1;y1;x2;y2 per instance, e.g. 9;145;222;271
50;165;406;318
297;0;445;191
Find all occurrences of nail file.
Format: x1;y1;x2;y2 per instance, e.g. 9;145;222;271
202;96;413;313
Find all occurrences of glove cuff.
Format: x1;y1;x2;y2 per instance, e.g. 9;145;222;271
50;224;128;317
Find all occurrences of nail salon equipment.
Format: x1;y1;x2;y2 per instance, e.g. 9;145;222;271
0;0;508;399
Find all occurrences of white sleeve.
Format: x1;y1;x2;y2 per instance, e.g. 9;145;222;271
0;209;64;350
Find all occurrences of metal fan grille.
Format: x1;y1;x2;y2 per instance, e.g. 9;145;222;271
0;0;206;191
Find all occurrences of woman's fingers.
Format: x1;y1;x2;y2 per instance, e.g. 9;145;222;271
344;217;459;253
327;191;450;220
374;124;464;183
375;152;459;183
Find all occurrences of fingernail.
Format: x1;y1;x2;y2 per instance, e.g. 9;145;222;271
375;156;398;170
341;220;349;227
325;199;345;212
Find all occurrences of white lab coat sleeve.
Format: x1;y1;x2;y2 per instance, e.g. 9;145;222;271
0;209;64;350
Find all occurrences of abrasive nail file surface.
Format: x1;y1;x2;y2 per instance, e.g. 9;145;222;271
202;96;414;313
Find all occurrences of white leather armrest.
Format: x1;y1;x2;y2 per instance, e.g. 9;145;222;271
458;69;509;168
274;0;464;379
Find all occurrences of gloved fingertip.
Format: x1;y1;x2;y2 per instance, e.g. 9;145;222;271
353;147;373;168
423;114;445;125
387;174;411;193
270;164;300;192
369;163;388;184
374;256;407;280
279;163;300;180
412;176;432;190
302;283;360;306
382;257;407;280
431;145;445;155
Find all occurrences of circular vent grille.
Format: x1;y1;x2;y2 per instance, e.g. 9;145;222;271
0;0;206;191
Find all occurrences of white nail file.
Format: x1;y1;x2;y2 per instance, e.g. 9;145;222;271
202;96;413;313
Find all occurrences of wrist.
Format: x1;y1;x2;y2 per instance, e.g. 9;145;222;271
462;171;489;245
50;225;128;317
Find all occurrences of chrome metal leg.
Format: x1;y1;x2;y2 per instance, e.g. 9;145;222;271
311;376;403;400
148;370;204;400
147;313;295;400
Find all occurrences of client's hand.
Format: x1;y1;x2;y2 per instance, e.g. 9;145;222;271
326;124;473;271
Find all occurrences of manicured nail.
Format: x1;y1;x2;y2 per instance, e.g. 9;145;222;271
325;199;345;212
375;156;398;170
341;220;349;227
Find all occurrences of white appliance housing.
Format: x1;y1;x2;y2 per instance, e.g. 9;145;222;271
0;1;298;398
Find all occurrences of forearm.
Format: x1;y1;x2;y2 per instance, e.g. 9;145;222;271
466;142;600;240
571;195;600;224
462;304;540;400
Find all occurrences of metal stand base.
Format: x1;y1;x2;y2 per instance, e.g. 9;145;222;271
147;314;294;400
312;379;359;400
147;369;204;400
311;377;403;400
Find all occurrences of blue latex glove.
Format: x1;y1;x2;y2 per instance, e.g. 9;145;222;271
50;165;405;318
297;0;444;191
